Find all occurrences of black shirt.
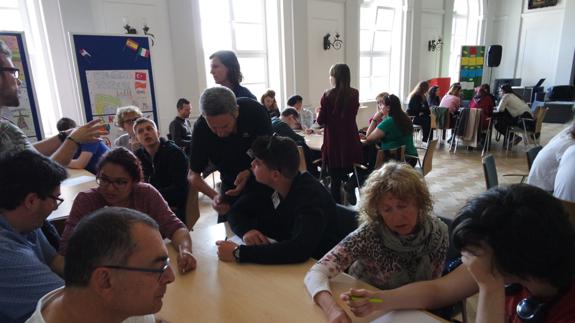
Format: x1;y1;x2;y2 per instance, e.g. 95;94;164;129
168;116;192;153
189;98;272;188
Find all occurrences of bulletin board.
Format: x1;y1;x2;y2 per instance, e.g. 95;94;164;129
459;46;485;100
70;34;157;145
0;32;43;141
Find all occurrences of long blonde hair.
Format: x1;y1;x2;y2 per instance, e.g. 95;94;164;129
358;162;433;225
408;81;430;101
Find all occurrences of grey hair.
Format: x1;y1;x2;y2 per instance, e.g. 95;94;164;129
113;105;143;127
199;87;238;116
0;39;12;58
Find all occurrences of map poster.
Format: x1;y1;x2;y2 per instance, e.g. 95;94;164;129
459;46;485;100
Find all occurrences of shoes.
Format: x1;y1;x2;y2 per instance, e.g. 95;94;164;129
513;136;523;146
447;137;453;144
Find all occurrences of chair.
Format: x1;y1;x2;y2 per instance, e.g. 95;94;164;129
334;204;359;242
506;107;549;150
526;145;543;170
482;155;499;189
297;146;307;172
407;139;438;177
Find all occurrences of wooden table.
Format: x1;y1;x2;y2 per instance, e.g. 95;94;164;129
48;169;97;222
303;132;324;151
159;224;447;322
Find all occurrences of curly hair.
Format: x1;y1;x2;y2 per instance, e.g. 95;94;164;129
113;106;143;127
260;89;278;110
97;147;143;182
358;161;433;226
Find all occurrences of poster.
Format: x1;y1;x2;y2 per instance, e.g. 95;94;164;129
459;46;485;100
0;32;42;141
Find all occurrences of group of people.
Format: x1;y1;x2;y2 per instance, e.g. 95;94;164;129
1;36;574;323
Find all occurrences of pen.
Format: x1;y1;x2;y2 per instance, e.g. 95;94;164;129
350;296;383;303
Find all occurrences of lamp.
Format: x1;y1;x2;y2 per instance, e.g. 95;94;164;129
428;38;443;52
323;33;343;50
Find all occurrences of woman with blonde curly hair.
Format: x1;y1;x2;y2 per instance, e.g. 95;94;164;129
113;105;143;151
304;162;448;323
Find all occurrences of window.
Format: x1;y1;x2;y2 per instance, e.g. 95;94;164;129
448;0;483;82
359;0;404;101
199;0;281;101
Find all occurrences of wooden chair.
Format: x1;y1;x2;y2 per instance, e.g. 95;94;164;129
506;107;549;151
297;146;307;172
185;170;200;230
408;139;438;177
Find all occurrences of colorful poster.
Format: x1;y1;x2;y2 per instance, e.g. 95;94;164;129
0;32;42;140
459;46;485;100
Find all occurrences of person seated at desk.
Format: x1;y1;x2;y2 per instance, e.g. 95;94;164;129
261;89;280;118
56;117;110;175
428;85;441;107
342;184;575;323
407;81;432;144
134;117;189;225
364;94;417;167
113;106;143;152
469;86;495;131
27;207;174;323
305;162;448;323
439;83;462;115
168;98;193;154
287;94;315;130
0;150;67;322
216;135;341;264
58;147;196;274
494;84;533;146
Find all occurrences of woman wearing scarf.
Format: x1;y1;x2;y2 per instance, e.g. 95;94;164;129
304;162;448;323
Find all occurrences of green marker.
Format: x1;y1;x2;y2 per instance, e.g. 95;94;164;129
350;296;383;303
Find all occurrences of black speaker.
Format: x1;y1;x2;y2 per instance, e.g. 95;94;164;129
487;45;502;67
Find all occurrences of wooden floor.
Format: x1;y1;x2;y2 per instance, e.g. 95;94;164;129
192;122;568;322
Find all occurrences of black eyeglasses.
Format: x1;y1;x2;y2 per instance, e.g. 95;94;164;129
123;117;139;125
101;258;171;282
96;176;130;189
47;195;64;208
0;67;19;79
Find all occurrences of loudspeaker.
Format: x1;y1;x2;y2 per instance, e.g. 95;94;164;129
487;45;502;67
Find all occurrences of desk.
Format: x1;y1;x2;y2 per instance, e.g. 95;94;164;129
304;133;323;151
159;224;446;322
48;169;97;222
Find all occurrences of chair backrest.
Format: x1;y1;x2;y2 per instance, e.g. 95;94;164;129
421;139;438;176
534;107;549;133
374;145;406;170
334;204;359;241
482;154;498;190
526;145;543;170
297;146;307;172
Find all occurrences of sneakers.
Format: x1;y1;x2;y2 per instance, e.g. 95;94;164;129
513;136;523;146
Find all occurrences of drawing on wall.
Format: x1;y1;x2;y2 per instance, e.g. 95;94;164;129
459;46;485;100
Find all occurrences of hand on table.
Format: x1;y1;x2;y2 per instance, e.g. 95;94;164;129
215;240;238;262
341;288;385;318
242;229;270;245
176;246;197;274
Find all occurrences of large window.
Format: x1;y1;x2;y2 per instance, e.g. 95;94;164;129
448;0;482;82
199;0;281;101
359;0;403;101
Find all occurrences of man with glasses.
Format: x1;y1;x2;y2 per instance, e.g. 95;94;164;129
216;135;341;264
0;39;103;165
0;150;68;322
27;207;174;323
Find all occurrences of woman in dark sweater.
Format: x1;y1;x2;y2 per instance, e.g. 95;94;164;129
407;81;431;143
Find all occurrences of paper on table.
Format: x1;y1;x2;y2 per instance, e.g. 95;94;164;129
371;310;443;323
227;235;278;245
61;175;95;186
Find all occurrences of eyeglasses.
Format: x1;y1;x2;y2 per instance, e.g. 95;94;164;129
101;258;171;282
96;176;130;189
123;117;139;125
47;195;64;208
516;297;546;322
0;67;19;79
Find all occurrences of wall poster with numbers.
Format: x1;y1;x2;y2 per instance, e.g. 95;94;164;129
459;45;485;100
71;34;157;145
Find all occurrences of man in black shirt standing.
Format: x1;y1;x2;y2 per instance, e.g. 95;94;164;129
189;87;272;221
168;98;193;154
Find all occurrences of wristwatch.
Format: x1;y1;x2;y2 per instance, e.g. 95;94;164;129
232;246;240;262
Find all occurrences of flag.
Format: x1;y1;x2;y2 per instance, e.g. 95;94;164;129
79;48;92;57
125;39;139;51
137;47;149;58
135;72;147;81
135;81;147;89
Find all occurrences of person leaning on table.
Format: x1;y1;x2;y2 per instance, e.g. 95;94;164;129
342;184;575;323
305;162;448;323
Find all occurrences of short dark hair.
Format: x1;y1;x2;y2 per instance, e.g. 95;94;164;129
452;184;575;290
56;117;77;132
0;150;67;210
97;147;143;182
251;135;300;179
176;98;190;110
64;207;159;287
209;50;243;85
287;95;303;107
281;107;300;119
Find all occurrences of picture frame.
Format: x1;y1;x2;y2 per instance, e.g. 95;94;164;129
528;0;558;10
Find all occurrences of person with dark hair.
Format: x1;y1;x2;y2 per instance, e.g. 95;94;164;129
494;83;533;146
427;85;441;107
216;135;340;264
342;184;575;323
0;39;104;164
189;87;272;222
0;150;67;322
209;50;256;100
56;117;110;175
59;147;196;274
469;86;495;131
305;162;448;323
134;118;189;224
287;94;314;130
27;207;174;322
480;83;497;104
261;89;280;118
316;64;363;203
364;94;417;166
407;81;432;144
168;98;193;153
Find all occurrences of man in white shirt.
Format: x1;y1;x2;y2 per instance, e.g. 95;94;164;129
27;207;175;323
